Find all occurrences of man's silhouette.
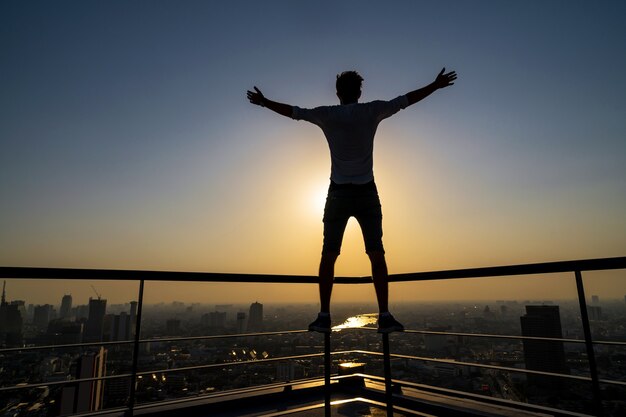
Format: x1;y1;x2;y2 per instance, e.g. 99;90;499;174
247;68;457;333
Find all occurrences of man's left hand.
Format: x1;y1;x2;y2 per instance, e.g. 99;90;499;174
434;68;457;89
247;86;266;106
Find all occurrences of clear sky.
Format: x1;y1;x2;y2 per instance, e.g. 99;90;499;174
1;1;625;305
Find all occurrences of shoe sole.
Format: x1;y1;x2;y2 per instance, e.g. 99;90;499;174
309;326;331;333
377;326;404;334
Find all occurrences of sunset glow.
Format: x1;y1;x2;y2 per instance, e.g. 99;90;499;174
1;1;625;304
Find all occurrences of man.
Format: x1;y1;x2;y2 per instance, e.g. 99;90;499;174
247;68;457;333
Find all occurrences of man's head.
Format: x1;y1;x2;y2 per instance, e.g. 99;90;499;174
336;71;363;104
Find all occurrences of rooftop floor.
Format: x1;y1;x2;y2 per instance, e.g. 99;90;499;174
131;376;562;417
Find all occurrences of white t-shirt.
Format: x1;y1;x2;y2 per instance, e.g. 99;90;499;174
291;95;409;184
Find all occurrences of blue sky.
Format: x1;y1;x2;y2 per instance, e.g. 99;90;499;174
1;1;625;303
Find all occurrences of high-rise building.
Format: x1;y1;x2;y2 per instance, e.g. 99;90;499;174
201;311;227;328
0;284;23;347
591;295;600;305
104;312;131;341
73;304;89;320
84;298;107;343
520;305;568;386
236;312;247;334
33;304;54;330
60;294;73;319
129;301;138;337
60;347;107;414
247;302;263;332
215;305;234;319
10;300;27;322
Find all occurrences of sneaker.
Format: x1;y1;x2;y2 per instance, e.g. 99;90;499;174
308;314;331;333
377;313;404;334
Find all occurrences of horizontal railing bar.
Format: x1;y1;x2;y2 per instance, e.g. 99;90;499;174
348;326;626;346
134;329;309;343
0;339;135;353
407;329;626;346
404;328;587;344
0;329;310;354
592;340;626;346
349;349;594;382
135;356;320;376
0;372;132;392
0;267;319;283
3;328;623;355
388;256;626;282
599;378;626;387
135;349;355;376
1;256;624;283
360;326;586;343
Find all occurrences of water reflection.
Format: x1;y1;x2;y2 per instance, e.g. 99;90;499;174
332;313;377;331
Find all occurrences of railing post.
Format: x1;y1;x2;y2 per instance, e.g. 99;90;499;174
126;278;145;417
382;333;393;417
324;331;331;417
574;270;603;416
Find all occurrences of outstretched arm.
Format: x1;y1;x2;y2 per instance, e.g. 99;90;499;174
247;86;293;118
406;68;457;106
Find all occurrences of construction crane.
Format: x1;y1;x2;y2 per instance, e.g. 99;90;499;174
90;285;102;300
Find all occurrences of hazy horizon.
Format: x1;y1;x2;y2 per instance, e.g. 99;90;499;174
2;268;624;305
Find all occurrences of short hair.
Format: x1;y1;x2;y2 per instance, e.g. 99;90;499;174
336;71;363;101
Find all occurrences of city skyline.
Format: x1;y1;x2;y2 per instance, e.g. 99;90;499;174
2;291;625;415
1;1;625;304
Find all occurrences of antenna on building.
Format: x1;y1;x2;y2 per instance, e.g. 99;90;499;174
1;280;6;305
90;285;102;300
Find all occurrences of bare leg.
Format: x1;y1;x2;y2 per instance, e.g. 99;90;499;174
319;252;339;313
368;250;389;313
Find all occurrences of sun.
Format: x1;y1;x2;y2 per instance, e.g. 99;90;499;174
311;182;328;214
297;180;329;219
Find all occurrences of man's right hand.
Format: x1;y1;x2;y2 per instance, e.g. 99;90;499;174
246;86;293;117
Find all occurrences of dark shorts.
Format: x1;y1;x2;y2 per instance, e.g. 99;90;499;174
322;180;384;254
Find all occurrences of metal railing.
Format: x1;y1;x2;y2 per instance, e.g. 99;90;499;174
1;255;625;417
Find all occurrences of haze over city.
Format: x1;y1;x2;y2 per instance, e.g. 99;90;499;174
1;1;625;304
